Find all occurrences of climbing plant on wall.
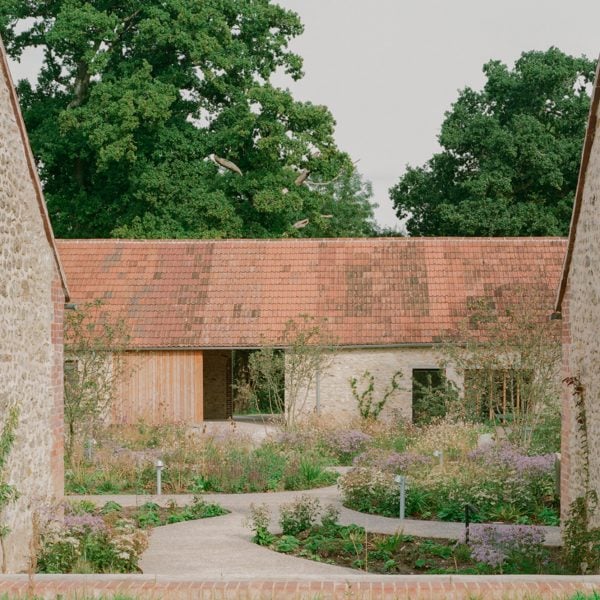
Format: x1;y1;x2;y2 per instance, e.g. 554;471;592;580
0;405;19;573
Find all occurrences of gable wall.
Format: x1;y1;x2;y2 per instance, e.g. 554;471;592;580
0;56;64;571
561;97;600;525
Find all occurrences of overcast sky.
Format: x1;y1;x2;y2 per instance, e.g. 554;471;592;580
8;1;600;230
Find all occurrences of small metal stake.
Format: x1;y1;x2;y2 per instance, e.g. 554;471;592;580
84;438;96;462
465;503;471;545
395;475;406;520
155;459;164;495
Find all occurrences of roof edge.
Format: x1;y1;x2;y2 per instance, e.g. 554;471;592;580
0;36;69;301
55;236;568;245
555;55;600;313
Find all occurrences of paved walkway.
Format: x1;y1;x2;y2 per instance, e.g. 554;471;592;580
79;483;562;578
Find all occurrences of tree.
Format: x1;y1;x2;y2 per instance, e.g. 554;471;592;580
64;301;130;461
440;279;561;451
244;315;335;427
0;1;374;238
390;48;596;236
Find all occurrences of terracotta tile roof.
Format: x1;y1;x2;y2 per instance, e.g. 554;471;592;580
56;238;567;349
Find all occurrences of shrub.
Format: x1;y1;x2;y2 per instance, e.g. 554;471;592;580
246;503;273;546
467;524;547;573
279;495;322;535
339;468;398;516
38;510;148;574
328;429;372;463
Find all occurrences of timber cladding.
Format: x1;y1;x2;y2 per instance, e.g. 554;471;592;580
114;350;203;424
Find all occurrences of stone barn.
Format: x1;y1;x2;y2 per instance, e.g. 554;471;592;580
0;39;68;571
57;237;565;425
555;56;600;525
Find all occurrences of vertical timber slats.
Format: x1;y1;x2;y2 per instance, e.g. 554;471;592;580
114;350;203;425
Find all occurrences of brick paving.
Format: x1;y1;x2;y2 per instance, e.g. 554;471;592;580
0;574;599;599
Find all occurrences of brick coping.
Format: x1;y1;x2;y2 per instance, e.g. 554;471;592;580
0;574;599;599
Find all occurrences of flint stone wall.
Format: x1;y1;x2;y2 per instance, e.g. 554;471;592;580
0;61;64;571
561;97;600;525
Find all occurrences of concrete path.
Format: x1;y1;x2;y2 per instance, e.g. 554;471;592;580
78;484;562;578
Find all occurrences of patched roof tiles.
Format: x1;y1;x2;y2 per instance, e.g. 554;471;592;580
57;238;567;349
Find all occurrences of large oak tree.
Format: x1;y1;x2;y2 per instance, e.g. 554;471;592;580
390;48;596;236
0;1;375;238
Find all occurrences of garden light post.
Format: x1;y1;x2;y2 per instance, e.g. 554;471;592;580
433;449;444;467
155;459;164;495
395;475;406;520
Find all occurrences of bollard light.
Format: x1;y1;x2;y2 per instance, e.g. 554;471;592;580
394;475;406;520
155;459;164;495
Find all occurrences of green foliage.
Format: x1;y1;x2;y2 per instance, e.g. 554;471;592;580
562;377;600;574
350;370;403;420
247;503;274;546
563;495;600;574
1;1;375;239
65;425;334;494
134;497;227;528
339;420;559;524
279;495;321;536
64;300;130;461
412;373;459;426
391;48;596;236
0;406;19;571
37;515;148;574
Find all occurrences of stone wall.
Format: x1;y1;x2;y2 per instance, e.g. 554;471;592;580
561;97;600;525
292;346;461;423
0;57;65;571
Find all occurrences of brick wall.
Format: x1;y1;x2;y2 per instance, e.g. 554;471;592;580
561;98;600;526
293;346;461;423
0;61;65;570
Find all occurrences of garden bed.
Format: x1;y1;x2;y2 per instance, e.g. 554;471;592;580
66;424;336;494
268;526;565;575
37;497;228;574
248;496;569;576
336;421;560;525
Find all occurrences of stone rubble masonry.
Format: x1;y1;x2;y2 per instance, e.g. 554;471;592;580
0;574;599;599
296;346;461;423
560;94;600;526
0;43;66;570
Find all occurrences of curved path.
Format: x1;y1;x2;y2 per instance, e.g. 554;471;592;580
79;483;561;578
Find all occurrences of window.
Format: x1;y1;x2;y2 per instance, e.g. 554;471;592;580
412;368;446;425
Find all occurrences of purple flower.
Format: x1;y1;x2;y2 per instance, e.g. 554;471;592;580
329;430;372;455
469;443;555;475
64;514;107;534
381;452;432;473
467;524;545;568
352;450;431;473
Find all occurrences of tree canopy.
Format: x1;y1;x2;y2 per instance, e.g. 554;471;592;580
390;48;596;236
0;0;375;238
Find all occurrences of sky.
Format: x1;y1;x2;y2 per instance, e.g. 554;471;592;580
7;1;600;230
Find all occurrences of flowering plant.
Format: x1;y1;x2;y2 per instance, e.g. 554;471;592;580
37;505;148;573
467;524;547;573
